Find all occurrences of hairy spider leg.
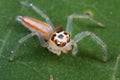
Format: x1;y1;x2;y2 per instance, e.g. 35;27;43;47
73;31;107;62
20;1;55;30
66;14;105;36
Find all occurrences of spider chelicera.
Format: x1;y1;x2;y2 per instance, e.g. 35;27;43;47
9;1;107;62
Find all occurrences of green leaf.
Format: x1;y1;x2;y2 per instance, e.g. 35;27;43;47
0;0;120;80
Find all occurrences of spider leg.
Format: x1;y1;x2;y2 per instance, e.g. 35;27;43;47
66;14;105;36
73;31;107;62
72;42;78;56
9;32;47;61
20;1;55;30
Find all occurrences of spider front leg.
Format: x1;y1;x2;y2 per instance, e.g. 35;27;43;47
72;31;107;62
9;32;47;61
20;1;55;30
66;14;105;36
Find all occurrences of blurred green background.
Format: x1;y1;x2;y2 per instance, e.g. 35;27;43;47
0;0;120;80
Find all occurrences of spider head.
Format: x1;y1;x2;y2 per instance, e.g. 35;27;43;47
51;29;70;47
47;26;73;55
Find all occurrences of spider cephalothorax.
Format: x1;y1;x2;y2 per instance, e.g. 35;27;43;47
51;30;70;47
47;29;73;56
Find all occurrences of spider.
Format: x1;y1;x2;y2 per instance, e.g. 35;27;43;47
9;1;107;62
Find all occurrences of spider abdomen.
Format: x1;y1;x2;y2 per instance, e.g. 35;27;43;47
17;16;53;40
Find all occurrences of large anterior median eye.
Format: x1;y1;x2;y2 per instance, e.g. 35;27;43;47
51;30;70;47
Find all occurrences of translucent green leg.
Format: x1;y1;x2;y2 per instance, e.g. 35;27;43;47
9;32;46;61
73;31;107;62
66;14;105;36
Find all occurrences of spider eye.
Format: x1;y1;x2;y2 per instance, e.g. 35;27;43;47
64;32;68;35
51;34;56;40
51;31;71;47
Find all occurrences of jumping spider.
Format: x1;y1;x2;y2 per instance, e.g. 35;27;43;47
9;1;107;62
